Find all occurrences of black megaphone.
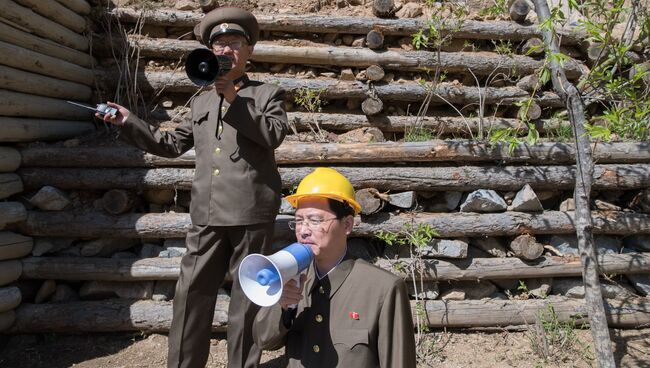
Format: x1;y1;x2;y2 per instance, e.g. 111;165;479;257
185;48;232;86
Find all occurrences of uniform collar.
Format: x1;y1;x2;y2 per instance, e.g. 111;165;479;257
307;251;355;300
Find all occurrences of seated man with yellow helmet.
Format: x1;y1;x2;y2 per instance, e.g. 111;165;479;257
253;168;416;367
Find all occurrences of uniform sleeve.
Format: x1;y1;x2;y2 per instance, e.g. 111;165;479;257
223;87;288;149
119;103;195;158
252;303;291;350
377;278;417;368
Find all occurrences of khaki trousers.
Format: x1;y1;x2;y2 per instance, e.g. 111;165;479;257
167;222;274;368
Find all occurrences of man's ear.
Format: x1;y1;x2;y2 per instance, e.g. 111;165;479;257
343;215;354;235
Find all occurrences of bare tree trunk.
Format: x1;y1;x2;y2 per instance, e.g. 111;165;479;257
532;0;615;366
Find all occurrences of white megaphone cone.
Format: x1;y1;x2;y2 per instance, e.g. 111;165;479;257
238;242;313;307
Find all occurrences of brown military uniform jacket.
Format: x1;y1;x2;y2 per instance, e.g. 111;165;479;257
253;253;417;368
120;75;288;226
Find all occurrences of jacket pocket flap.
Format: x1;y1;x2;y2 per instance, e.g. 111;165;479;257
192;110;209;124
332;329;369;349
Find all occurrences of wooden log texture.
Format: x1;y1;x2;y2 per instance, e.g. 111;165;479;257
509;0;531;22
9;297;650;332
0;202;26;229
0;147;21;172
17;210;650;239
0;117;94;142
20;253;650;282
111;8;586;45
19;140;650;167
0;40;93;85
0;90;93;120
18;164;650;192
10;299;228;333
128;37;585;78
0;65;92;100
0;22;94;68
14;0;87;33
54;0;91;15
104;70;565;106
0;286;21;313
361;96;383;115
0;0;88;51
0;173;22;200
146;109;569;135
102;189;135;215
366;29;384;49
373;0;394;17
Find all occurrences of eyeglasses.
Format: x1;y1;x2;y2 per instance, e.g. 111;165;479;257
212;40;245;52
288;217;339;231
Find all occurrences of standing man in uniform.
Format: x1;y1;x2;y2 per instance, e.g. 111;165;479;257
253;168;416;367
97;7;288;368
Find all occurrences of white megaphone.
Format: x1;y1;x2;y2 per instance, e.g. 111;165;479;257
239;242;313;307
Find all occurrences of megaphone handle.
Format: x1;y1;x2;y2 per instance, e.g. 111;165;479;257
288;274;301;309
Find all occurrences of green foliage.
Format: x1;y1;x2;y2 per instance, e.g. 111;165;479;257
529;304;593;364
493;40;515;57
479;0;508;17
376;223;439;250
294;88;324;113
404;126;434;142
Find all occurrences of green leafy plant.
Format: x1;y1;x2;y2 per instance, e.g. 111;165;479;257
293;88;329;142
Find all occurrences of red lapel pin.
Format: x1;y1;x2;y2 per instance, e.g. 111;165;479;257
349;311;359;320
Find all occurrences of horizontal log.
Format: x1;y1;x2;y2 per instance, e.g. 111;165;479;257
0;286;21;313
0;40;93;85
20;253;650;282
10;299;228;333
0;173;22;200
0;310;15;332
0;64;92;100
0;0;88;51
153;109;566;135
126;70;564;107
18;164;650;191
54;0;91;15
0;21;94;68
128;37;584;79
0;90;93;120
17;210;650;239
111;8;585;45
14;0;87;33
0;147;20;172
0;117;94;142
8;297;650;333
18;142;650;167
0;231;33;261
0;202;26;229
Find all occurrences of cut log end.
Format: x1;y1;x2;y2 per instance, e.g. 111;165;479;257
102;189;135;215
355;188;384;215
366;30;384;50
366;65;386;82
361;96;383;116
509;0;531;22
372;0;395;17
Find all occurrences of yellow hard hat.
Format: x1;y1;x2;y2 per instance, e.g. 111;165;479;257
285;167;361;215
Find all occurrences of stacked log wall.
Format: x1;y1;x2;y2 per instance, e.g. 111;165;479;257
0;0;95;333
2;2;650;336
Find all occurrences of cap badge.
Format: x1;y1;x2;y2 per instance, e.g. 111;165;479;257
219;23;229;30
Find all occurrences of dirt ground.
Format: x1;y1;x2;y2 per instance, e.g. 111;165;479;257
1;328;649;367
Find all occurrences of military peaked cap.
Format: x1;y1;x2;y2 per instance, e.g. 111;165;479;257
198;7;259;47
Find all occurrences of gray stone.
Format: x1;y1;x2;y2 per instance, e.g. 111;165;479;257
340;68;356;81
407;282;439;300
29;186;70;211
549;235;620;255
34;280;56;304
460;189;507;213
396;2;423;17
553;277;636;299
623;235;650;251
31;238;74;256
419;239;468;259
511;184;544;212
174;0;198;10
470;237;508;257
626;274;650;296
509;234;544;260
351;36;365;47
593;199;621;211
440;289;465;301
50;284;79;303
152;280;177;301
140;243;164;258
444;191;462;211
79;281;154;300
347;238;378;261
525;278;553;299
559;198;575;211
160;247;186;258
79;238;138;257
387;191;416;209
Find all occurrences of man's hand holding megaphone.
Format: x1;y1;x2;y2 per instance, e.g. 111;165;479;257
278;274;306;310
